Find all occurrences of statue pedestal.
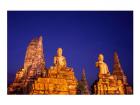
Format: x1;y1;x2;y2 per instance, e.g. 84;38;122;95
93;75;125;95
30;66;78;95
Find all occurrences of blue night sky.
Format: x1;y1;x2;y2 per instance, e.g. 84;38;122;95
8;11;133;87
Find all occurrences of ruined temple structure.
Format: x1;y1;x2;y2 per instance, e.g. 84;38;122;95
77;68;90;95
8;38;78;94
8;35;133;95
93;53;133;95
30;67;77;95
112;52;133;94
8;36;47;94
30;48;78;95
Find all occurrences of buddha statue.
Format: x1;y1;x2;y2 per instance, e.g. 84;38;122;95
53;48;67;68
96;54;110;78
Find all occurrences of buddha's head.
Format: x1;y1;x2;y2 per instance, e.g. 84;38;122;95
57;48;63;57
98;54;104;62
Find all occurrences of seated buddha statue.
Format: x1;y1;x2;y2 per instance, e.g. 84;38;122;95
53;48;67;68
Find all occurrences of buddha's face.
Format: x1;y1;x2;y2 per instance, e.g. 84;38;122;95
98;54;104;62
57;48;63;57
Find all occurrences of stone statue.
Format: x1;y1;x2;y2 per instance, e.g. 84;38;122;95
96;54;110;78
54;48;67;68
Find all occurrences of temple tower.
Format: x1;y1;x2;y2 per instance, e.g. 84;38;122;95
112;52;127;85
8;36;46;94
24;36;45;77
79;68;90;94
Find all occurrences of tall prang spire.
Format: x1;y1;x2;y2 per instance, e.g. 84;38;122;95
112;52;127;84
8;35;47;94
24;36;45;72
